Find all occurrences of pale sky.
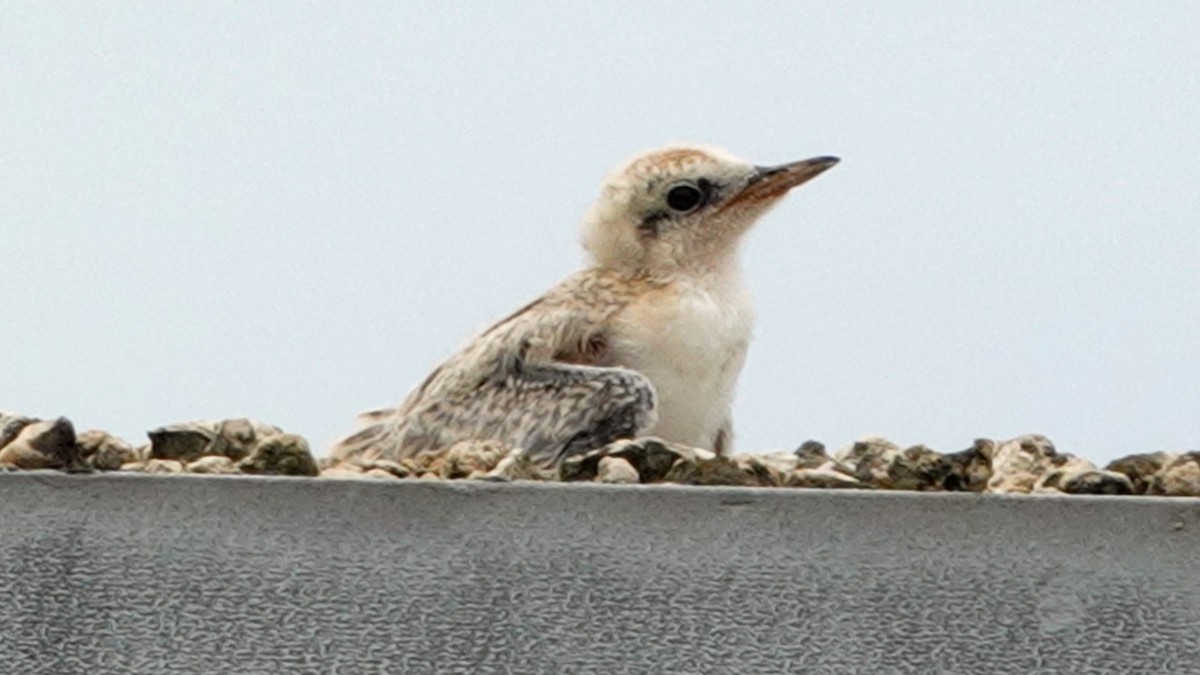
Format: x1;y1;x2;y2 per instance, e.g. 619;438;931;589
3;3;1197;464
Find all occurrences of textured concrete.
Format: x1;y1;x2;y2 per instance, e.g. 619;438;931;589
1;474;1198;674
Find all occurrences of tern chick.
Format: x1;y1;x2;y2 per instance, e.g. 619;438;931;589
333;145;838;466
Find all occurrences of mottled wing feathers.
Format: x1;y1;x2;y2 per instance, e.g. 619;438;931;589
331;269;660;464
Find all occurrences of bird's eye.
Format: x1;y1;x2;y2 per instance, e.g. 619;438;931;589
666;183;704;213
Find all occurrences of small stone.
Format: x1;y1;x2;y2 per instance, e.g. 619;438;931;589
147;421;220;462
143;459;185;474
597;456;640;484
786;467;868;490
365;468;403;480
1028;453;1090;493
987;434;1061;494
734;453;800;486
664;457;764;487
187;456;237;474
216;418;256;460
149;418;285;462
218;418;284;461
417;472;442;481
0;417;78;470
942;441;993;492
320;465;367;479
0;411;37;450
76;430;138;471
886;445;953;491
793;440;832;469
738;458;782;486
235;434;319;477
482;448;555;482
607;438;713;482
439;439;511;479
416;456;445;475
1056;470;1133;495
1147;452;1200;497
562;437;714;482
830;438;959;490
356;458;419;479
559;446;612;482
1012;446;1132;496
835;436;902;487
1105;452;1171;495
892;441;984;487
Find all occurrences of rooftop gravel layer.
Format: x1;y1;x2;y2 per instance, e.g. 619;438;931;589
3;409;1195;496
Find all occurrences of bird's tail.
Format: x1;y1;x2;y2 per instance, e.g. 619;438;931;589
355;407;396;426
329;417;392;463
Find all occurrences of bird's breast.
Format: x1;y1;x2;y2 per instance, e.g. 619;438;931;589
608;279;754;450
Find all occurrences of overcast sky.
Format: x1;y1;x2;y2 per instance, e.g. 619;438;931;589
2;3;1197;463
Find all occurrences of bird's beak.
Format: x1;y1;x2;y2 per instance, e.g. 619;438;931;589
723;156;840;210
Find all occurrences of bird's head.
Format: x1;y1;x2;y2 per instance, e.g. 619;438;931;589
581;144;838;277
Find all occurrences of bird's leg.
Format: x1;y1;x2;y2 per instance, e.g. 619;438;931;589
713;415;733;456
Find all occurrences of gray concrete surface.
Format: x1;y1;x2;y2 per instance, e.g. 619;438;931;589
1;473;1198;674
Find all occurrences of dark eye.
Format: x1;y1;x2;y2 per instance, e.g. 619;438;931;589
666;183;704;213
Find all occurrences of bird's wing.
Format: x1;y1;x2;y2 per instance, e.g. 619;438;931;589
332;271;655;465
398;270;639;413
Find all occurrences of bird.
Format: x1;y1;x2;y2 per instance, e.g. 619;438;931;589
332;145;838;468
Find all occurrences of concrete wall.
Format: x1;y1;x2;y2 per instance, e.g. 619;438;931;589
1;473;1198;674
